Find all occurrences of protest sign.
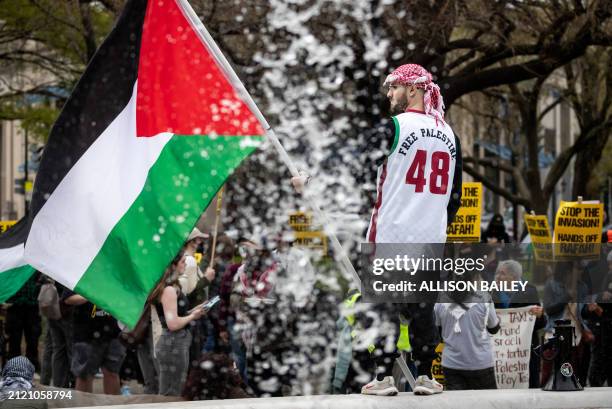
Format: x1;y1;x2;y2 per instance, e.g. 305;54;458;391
446;182;482;242
492;306;537;389
0;220;17;234
431;342;445;385
524;214;553;261
553;201;603;258
289;212;328;253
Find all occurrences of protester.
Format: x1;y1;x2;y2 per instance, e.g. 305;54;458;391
152;251;206;396
435;271;500;390
135;322;158;395
63;290;125;394
216;239;249;383
232;239;276;301
181;228;214;298
42;281;74;388
202;235;236;354
331;290;371;394
542;261;592;387
4;273;42;373
0;356;40;405
582;251;612;387
291;63;462;396
39;326;52;386
271;235;336;396
207;234;236;299
230;237;283;396
482;213;511;243
181;228;215;364
493;260;546;388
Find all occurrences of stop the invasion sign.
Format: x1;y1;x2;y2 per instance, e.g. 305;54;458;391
492;306;537;389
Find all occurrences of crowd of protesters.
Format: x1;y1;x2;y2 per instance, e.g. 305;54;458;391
0;226;338;401
0;219;611;402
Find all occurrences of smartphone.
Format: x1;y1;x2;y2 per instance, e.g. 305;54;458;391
188;295;220;315
202;295;221;311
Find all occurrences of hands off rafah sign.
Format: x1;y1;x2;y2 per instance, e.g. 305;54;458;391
554;201;603;258
446;182;482;242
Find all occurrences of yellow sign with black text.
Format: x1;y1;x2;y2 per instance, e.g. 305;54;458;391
524;214;553;261
289;212;328;253
431;342;445;385
554;201;603;258
446;182;482;242
0;220;17;235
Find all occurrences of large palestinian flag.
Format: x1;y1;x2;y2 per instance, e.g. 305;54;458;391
0;219;35;303
23;0;264;327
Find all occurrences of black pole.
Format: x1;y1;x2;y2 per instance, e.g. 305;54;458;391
511;149;518;242
24;128;28;217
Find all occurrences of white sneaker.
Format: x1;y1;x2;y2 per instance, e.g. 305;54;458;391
361;376;399;396
413;375;443;395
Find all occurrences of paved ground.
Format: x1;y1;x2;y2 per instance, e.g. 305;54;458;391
67;387;612;409
35;374;144;395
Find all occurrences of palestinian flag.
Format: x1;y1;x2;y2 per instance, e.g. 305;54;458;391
0;219;36;303
23;0;264;327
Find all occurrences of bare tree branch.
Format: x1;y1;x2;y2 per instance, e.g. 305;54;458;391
543;118;612;197
463;163;531;207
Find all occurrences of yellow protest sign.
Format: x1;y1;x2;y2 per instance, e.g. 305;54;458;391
289;212;328;253
446;182;482;242
431;342;445;385
554;201;603;258
0;220;17;235
523;214;552;261
289;212;312;232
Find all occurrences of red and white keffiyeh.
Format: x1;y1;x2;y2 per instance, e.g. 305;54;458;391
384;64;445;124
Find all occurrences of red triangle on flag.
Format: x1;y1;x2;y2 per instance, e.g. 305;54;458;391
136;0;264;138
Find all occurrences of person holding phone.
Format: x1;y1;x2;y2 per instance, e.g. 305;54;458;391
151;250;206;396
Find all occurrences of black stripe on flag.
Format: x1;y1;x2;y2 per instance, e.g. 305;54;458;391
0;218;30;249
30;0;148;218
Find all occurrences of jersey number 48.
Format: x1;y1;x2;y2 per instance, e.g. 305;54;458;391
405;149;450;194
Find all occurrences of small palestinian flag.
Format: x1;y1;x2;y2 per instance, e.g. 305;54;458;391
0;219;35;303
23;0;264;327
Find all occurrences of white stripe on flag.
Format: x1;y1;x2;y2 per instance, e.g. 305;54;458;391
0;244;26;272
25;81;172;289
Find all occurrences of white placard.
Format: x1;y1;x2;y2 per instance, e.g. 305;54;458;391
492;306;537;389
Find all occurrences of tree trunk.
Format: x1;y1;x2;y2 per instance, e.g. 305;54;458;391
523;89;547;215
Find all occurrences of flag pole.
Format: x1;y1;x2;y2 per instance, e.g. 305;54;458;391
209;186;224;269
177;0;361;288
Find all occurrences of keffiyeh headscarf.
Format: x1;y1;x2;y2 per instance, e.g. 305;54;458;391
0;356;35;401
383;64;445;124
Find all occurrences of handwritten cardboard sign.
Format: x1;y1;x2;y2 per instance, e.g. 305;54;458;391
492;306;537;389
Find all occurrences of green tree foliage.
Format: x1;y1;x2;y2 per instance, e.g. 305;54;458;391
0;0;118;141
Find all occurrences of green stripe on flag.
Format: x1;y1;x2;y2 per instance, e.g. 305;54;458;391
0;265;36;303
75;134;261;327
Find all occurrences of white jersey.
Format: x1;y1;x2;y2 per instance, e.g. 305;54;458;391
366;110;458;243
